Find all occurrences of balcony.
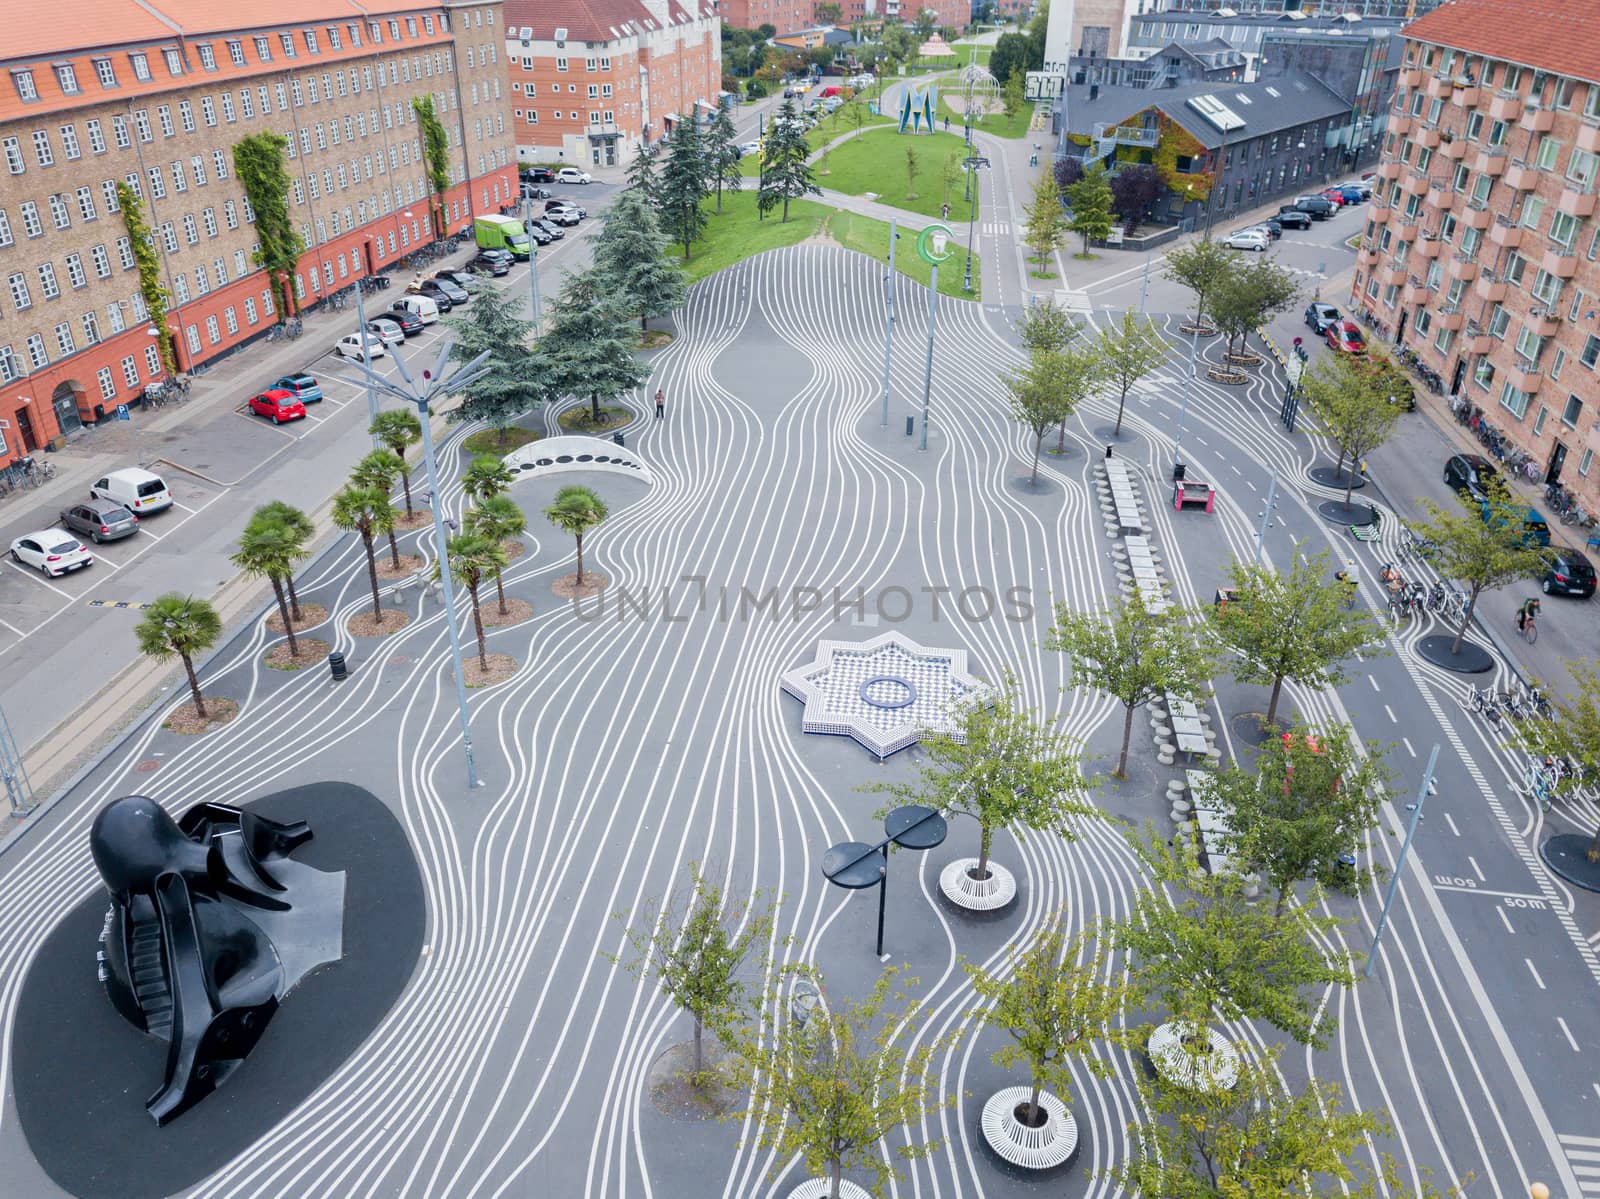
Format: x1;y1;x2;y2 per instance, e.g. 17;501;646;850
1526;307;1562;338
1379;260;1410;288
1415;125;1442;149
1438;309;1466;331
1378;159;1404;181
1370;201;1394;224
1578;119;1600;155
1415;235;1443;258
1391;114;1416;137
1560;181;1598;217
1425;178;1454;208
1441;136;1469;159
1399;67;1425;89
1474;147;1508;175
1467;332;1495;354
1358;242;1380;267
1508;360;1544;394
1519;105;1555;133
1461;201;1494;229
1403;172;1432;196
1488;216;1524;249
1543;245;1579;277
1474;273;1508;303
1403;277;1434;305
1489;92;1524;122
1426;73;1453;98
1451;86;1482;108
1448;252;1479;282
1394;215;1422;242
1503;160;1539;191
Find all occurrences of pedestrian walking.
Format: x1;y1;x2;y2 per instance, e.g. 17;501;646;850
941;202;950;221
654;389;665;420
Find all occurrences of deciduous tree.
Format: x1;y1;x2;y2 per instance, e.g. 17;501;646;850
1522;659;1600;863
1095;310;1168;435
1210;254;1299;360
1064;163;1113;256
1164;237;1235;331
1022;170;1066;264
1047;590;1214;777
1017;299;1079;356
1004;345;1100;485
1301;350;1402;508
1108;164;1164;233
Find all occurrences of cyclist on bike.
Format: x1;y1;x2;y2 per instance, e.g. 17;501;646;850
1517;596;1541;633
1335;563;1359;608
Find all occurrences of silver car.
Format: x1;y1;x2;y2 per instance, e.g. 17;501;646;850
58;499;139;543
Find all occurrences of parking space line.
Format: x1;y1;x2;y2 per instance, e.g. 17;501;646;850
4;558;78;599
0;614;24;637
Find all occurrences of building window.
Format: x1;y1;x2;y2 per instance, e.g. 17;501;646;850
31;129;52;167
228;40;245;66
116;237;134;270
144;344;161;376
0;209;10;247
37;263;59;298
182;214;198;244
280;32;297;57
91;244;110;278
13;70;38;101
54;322;75;356
97;366;116;400
205;314;220;344
56;63;80;94
86;119;105;153
47;194;69;228
8;273;32;310
1562;393;1583;427
159;222;177;252
164;48;183;76
129;52;151;81
133;109;152;142
121;355;139;387
305;29;320;54
25;335;48;370
185;325;201;355
19;201;41;237
65;253;86;288
59;124;81;160
220;93;236;122
82;311;100;344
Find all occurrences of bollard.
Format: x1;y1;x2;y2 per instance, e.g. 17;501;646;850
905;415;914;436
612;430;624;447
328;651;348;681
1105;445;1113;460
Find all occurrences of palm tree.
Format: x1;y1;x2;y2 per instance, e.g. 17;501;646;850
369;409;422;518
352;448;408;568
332;484;397;620
135;594;223;718
462;454;515;506
464;494;526;616
231;521;306;656
432;533;508;669
544;485;608;585
249;501;313;620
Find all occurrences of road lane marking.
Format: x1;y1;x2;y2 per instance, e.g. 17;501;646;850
1384;703;1397;722
1497;907;1515;934
1443;812;1461;836
1402;737;1416;757
1432;882;1548;902
1368;674;1379;690
1557;1017;1580;1052
1468;855;1485;881
0;614;23;637
1526;958;1546;989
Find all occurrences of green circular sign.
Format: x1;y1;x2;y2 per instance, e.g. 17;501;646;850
916;223;955;265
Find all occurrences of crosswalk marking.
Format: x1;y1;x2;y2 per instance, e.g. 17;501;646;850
1560;1134;1600;1193
982;222;1010;236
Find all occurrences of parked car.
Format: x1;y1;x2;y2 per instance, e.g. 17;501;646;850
1305;302;1342;333
1223;228;1270;251
469;252;512;276
522;167;555;184
335;333;387;360
435;269;481;293
10;530;93;577
427;276;470;306
1444;453;1500;501
555;167;591;184
407;281;454;312
1294;196;1337;218
273;374;323;403
249;387;307;422
523;221;554;245
543;209;579;229
1481;501;1551;547
58;500;138;543
383;306;426;335
738;140;761;156
1276;207;1313;229
532;217;566;239
520;183;553;200
1328;185;1365;205
365;318;406;347
545;198;586;219
392;295;440;324
90;467;172;514
1244;222;1280;241
1258;217;1284;238
1318;188;1350;207
1544;546;1597;597
1324;320;1367;354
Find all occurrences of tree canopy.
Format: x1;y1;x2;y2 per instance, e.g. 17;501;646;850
446;284;545;438
591;186;688;331
1301;350;1403;506
541;270;651;422
1095;310;1168;435
1210;254;1299;359
1064;164;1114;255
1165;238;1235;329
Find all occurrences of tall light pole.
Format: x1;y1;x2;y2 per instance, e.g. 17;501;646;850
327;338;494;791
1170;326;1201;477
915;224;954;452
520;194;544;327
962;154;988;295
1365;745;1440;978
881;219;898;428
352;280;382;448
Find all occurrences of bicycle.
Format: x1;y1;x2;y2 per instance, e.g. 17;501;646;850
1515;612;1538;644
1466;683;1502;721
286;317;303;340
27;457;57;482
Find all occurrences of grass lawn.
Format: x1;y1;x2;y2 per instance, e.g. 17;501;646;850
738;107;896;177
558;405;631;432
463;426;541;454
666;191;980;300
948;41;994;65
820;128;980;223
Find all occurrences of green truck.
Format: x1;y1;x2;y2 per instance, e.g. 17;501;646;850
474;214;531;260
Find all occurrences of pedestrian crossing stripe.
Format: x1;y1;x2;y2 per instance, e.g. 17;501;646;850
87;599;155;609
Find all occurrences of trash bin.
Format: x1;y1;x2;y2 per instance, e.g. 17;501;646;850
905;415;915;436
612;431;624;447
328;651;348;681
1173;462;1187;482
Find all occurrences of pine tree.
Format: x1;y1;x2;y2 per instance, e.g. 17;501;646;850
704;105;743;213
445;285;550;441
658;117;710;258
541;269;651;423
759;100;822;222
624;142;658;206
590;188;687;331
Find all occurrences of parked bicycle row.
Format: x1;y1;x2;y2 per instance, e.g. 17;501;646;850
0;455;58;497
1465;681;1553;723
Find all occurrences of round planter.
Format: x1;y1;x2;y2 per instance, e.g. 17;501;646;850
980;1086;1079;1169
1148;1022;1240;1091
1205;366;1248;385
1180;321;1216;336
788;1179;872;1199
939;858;1017;911
1223;350;1263;366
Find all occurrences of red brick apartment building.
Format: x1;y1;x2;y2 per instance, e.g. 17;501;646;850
505;0;720;166
0;0;517;464
717;0;971;38
1352;0;1600;498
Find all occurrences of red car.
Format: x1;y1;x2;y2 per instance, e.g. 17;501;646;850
1319;188;1348;207
1325;320;1367;355
248;388;306;423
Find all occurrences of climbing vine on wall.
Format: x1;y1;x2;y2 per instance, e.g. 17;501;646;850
233;132;303;318
1152;112;1213;202
412;96;451;228
115;181;178;379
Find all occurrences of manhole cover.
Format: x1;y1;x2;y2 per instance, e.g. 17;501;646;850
388;655;412;666
133;759;161;774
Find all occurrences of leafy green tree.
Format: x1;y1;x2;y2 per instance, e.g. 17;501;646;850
988;31;1031;84
759;100;822;222
1046;590;1215;777
1117;833;1358;1051
1064;163;1113;256
1301;350;1402;507
939;150;962;208
351;448;408;569
1022;170;1065;264
248;501;313;620
1164;237;1235;331
1108;1047;1390;1199
964;917;1127;1127
1210;254;1300;361
544;485;608;585
880;22;918;74
369;409;422;518
1207;723;1391;916
1523;659;1600;862
658;116;709;258
1405;478;1554;654
462;454;515;505
591;187;687;331
1002;70;1025;119
728;966;952;1199
624;142;658;205
432;533;507;669
911;8;938;43
1017;299;1079;355
1211;548;1388;727
232;521;308;657
868;685;1092;885
1004;346;1098;485
903;144;921;200
705;104;744;213
332;484;397;620
542;269;651;422
446;284;545;441
464;494;526;616
135;594;223;718
1096;310;1169;435
614;864;779;1078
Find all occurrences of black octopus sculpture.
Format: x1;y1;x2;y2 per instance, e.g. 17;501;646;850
90;796;340;1125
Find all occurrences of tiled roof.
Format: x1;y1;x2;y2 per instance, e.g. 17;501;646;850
1401;0;1600;85
504;0;712;41
1060;75;1349;149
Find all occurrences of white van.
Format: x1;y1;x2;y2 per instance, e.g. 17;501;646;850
392;294;440;324
90;467;173;514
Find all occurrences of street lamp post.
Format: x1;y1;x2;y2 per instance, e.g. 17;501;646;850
352;280;382;448
962;155;988;294
881;219;898;428
1365;745;1440;978
520;195;544;328
914;224;954;452
1170;325;1201;476
821;804;947;958
326;337;495;792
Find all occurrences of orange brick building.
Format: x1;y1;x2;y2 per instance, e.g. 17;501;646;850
0;0;517;465
1352;0;1600;500
505;0;720;166
717;0;969;37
